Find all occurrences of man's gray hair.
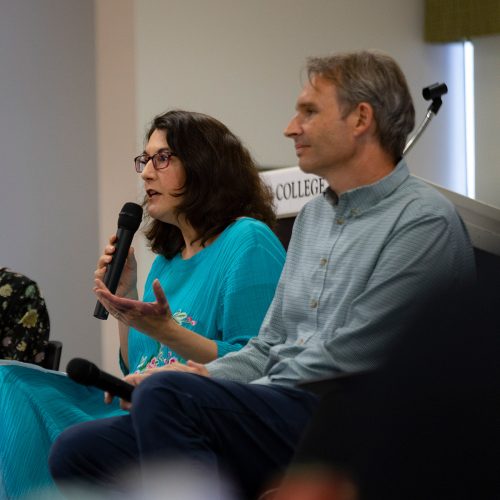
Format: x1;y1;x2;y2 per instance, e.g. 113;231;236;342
307;50;415;161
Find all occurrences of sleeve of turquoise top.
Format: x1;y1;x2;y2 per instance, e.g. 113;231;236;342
213;223;286;358
207;225;290;380
208;272;288;381
264;213;473;386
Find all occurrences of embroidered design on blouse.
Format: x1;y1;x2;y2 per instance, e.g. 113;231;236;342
134;309;197;373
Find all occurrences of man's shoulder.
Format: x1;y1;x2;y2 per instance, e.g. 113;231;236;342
396;175;458;220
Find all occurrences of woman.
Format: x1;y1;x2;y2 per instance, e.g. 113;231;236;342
0;267;50;364
0;110;285;499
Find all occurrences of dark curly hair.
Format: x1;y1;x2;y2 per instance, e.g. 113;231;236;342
142;110;276;259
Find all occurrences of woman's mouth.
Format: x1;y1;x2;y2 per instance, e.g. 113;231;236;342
146;189;160;198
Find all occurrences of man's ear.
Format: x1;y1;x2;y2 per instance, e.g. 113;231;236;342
352;102;374;136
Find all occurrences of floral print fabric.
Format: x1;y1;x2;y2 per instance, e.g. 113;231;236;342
134;309;198;371
0;268;50;364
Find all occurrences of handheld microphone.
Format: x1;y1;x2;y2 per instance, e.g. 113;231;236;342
66;358;134;402
94;202;143;320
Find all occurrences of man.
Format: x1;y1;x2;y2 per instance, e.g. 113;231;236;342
49;51;475;499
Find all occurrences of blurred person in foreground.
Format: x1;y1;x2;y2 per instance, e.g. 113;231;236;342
272;283;499;500
50;51;475;500
0;110;285;499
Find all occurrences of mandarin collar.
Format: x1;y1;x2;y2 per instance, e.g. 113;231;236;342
322;159;410;216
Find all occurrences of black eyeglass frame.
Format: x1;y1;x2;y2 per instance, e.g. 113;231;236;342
134;150;177;173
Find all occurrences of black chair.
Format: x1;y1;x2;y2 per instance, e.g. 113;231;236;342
274;216;295;251
40;340;63;371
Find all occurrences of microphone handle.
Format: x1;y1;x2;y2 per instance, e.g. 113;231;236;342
95;371;134;402
93;227;135;320
93;299;110;320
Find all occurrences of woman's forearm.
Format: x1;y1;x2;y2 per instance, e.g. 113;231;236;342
158;321;218;364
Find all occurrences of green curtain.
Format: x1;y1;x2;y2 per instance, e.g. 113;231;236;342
425;0;500;42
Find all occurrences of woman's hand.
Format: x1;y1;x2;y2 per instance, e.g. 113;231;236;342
95;234;138;299
162;360;210;377
104;360;209;411
94;278;174;340
103;370;153;411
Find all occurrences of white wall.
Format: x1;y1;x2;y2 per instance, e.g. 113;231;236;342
474;35;500;208
95;0;139;373
0;0;100;369
134;0;467;190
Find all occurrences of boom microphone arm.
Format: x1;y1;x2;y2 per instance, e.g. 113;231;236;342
403;82;448;156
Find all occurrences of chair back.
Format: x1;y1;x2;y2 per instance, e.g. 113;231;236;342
41;340;62;370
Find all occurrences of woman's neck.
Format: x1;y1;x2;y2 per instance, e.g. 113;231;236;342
175;217;198;259
179;215;221;259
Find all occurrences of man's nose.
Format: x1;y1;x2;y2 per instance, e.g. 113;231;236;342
284;116;300;137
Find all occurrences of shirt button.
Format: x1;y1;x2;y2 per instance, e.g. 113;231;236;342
310;299;318;309
319;258;327;267
336;217;345;225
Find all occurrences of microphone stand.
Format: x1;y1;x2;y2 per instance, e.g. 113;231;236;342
403;82;448;156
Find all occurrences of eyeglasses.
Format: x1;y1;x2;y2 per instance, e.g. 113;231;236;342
134;151;176;173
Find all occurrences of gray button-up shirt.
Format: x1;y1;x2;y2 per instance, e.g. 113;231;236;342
207;160;476;387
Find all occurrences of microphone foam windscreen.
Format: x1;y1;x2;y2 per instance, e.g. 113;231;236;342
118;202;143;231
66;358;98;385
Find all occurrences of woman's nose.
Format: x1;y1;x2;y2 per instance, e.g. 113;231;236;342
140;159;156;180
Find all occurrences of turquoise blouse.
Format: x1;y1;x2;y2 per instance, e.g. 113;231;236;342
128;217;286;372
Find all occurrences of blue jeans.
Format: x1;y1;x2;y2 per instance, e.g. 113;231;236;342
49;372;318;499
